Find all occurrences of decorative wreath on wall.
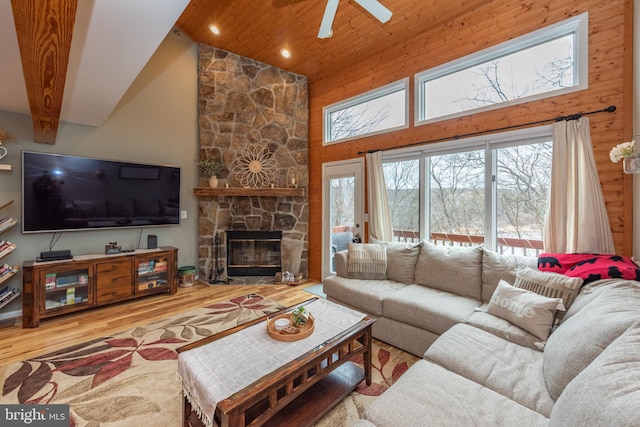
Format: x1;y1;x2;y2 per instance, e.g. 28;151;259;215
231;144;278;188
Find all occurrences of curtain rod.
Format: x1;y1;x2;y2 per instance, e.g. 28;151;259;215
357;105;617;155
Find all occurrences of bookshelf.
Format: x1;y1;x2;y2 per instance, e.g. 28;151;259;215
0;199;20;310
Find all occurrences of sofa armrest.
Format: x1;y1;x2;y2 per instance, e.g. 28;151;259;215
334;250;348;277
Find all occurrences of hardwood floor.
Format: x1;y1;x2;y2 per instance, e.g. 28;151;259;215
0;281;319;366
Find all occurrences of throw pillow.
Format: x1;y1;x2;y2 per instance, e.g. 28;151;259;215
514;266;582;318
480;248;538;303
487;280;565;341
385;241;423;284
347;243;387;280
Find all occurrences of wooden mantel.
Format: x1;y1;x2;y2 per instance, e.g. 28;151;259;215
193;187;305;197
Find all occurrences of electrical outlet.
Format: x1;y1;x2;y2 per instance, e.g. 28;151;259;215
181;210;187;219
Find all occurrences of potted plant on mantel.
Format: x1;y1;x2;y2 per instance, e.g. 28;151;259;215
198;152;225;187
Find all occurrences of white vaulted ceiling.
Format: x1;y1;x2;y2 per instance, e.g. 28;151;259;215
0;0;189;142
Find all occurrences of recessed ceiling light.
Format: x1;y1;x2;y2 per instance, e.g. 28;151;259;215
280;48;291;59
209;24;221;36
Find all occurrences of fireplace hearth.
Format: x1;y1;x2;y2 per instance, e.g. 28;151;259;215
226;231;282;276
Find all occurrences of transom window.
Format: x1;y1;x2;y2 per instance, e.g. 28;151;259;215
323;79;408;145
415;13;588;125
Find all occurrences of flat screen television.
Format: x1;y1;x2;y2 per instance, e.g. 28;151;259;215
22;151;181;233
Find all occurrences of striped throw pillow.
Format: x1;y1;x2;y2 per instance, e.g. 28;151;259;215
347;243;387;280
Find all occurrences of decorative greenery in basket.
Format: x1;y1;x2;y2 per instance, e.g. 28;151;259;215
292;306;310;327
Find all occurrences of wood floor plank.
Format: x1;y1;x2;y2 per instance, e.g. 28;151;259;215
0;281;318;365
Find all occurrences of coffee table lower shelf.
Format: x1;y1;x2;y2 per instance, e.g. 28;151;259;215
263;361;364;427
184;362;364;427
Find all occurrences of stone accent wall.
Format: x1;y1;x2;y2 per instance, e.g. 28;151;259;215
197;45;309;280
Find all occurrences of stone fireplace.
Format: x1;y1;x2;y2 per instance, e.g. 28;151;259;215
196;45;308;282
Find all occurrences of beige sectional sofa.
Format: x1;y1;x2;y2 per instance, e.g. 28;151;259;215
323;242;640;426
324;242;543;356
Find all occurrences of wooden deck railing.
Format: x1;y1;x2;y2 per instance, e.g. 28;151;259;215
393;229;543;257
330;227;543;256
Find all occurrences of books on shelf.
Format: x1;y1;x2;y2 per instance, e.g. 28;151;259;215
0;240;16;258
0;217;17;233
0;284;19;309
138;259;168;274
0;264;18;281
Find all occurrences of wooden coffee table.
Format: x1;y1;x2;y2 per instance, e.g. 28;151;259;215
178;299;375;427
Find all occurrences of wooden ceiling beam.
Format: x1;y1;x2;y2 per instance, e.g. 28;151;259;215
11;0;77;145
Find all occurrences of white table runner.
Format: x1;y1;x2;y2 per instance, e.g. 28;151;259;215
177;298;366;427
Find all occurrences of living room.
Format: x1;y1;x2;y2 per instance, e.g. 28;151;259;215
0;0;638;425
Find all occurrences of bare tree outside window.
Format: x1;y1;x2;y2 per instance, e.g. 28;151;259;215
325;82;406;143
429;151;485;236
329;177;355;230
383;160;419;236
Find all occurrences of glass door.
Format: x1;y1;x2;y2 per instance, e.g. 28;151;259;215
322;158;365;279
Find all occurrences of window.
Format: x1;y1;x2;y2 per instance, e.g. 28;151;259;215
323;79;408;144
383;128;552;255
415;13;588;124
383;158;420;241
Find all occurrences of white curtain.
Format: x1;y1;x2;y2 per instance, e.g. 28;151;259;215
543;117;615;254
366;151;393;242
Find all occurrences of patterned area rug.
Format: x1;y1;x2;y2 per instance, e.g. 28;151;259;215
315;340;419;426
0;293;419;426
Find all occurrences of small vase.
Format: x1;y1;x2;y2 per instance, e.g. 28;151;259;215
208;175;219;187
623;156;640;174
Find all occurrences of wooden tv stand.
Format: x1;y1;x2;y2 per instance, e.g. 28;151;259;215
22;246;178;328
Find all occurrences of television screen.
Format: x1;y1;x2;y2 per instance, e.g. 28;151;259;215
22;151;181;233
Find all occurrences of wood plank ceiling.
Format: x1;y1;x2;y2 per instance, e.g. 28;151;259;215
175;0;488;81
10;0;488;144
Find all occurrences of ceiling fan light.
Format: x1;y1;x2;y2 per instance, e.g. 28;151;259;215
209;24;221;36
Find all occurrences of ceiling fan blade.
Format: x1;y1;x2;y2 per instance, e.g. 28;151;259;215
318;0;340;39
353;0;392;23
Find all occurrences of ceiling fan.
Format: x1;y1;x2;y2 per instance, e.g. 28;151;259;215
318;0;393;38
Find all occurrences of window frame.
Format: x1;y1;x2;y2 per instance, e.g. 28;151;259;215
414;12;588;126
323;78;409;145
382;125;553;252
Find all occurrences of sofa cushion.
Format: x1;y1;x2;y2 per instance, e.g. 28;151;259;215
425;323;555;417
414;242;482;300
543;280;640;400
364;360;548;427
347;243;387;280
487;280;564;341
466;307;544;350
550;321;640;427
385;241;423;284
481;248;538;303
383;285;480;336
322;275;407;316
514;266;582;320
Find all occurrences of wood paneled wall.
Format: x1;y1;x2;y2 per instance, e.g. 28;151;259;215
306;0;634;280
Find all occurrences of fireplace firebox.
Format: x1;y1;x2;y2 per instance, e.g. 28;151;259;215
226;231;282;276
